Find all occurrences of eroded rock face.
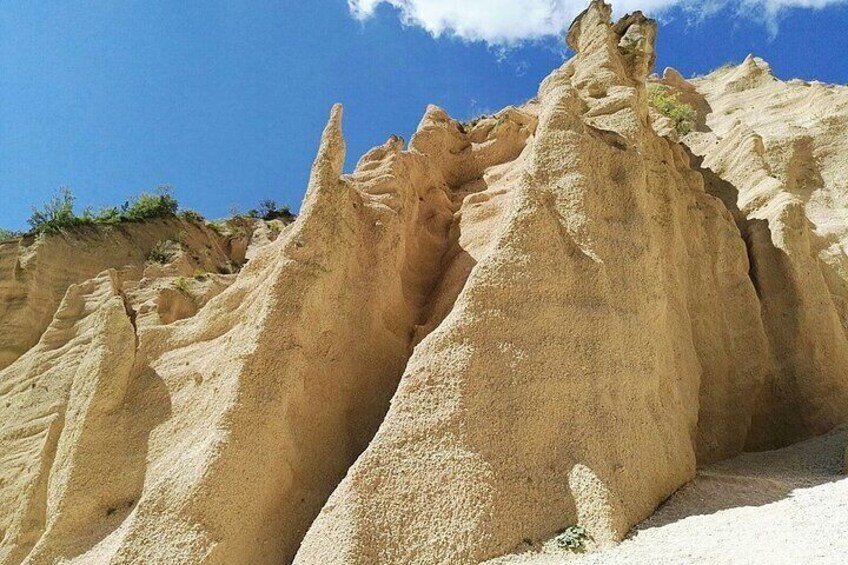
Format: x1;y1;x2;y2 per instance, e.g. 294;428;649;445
295;3;775;562
0;218;238;371
2;2;848;564
656;54;848;450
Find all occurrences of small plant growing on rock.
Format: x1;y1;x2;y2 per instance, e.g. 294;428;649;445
648;85;697;136
174;276;192;296
147;240;176;264
554;525;592;553
458;114;489;133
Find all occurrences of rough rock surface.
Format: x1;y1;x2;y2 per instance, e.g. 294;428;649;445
0;218;239;371
1;2;848;564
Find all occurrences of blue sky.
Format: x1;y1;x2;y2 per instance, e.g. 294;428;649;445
0;1;846;231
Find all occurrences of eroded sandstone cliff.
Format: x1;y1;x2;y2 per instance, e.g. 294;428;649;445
1;2;848;564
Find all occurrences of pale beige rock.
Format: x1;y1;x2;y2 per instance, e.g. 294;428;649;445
657;56;848;449
0;271;138;564
0;218;238;370
295;3;776;563
2;2;848;564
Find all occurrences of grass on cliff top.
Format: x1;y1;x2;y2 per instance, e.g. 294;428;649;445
648;85;697;137
0;228;24;243
27;185;179;235
14;186;296;239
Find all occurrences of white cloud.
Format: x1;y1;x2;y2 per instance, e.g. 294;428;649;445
347;0;848;44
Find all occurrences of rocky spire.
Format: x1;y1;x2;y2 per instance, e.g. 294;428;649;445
566;0;657;92
302;103;346;204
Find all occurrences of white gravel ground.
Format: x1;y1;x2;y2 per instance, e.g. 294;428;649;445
491;427;848;565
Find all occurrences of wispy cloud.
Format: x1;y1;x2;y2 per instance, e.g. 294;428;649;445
347;0;848;44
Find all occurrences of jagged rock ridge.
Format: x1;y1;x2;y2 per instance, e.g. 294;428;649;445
1;2;848;564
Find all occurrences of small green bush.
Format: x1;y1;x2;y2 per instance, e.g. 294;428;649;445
120;185;178;222
257;199;293;222
174;276;191;295
554;525;592;553
648;85;697;136
94;206;122;225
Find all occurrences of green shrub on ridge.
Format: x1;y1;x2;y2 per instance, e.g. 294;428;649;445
648;85;697;136
26;185;180;236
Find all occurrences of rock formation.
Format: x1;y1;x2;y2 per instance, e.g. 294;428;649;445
1;2;848;564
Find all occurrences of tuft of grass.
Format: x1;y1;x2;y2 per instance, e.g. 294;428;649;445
554;525;592;553
174;276;191;295
648;85;697;137
94;206;122;225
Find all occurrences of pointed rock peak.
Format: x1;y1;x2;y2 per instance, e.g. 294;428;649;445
566;1;657;84
566;0;612;53
739;54;773;76
353;134;405;171
314;104;346;178
302;104;346;203
613;11;657;80
318;103;345;176
721;54;775;92
409;103;467;157
416;104;453;130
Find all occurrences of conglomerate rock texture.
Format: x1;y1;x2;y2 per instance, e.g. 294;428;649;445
1;2;848;564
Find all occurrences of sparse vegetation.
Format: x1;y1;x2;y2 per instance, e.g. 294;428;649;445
147;240;177;264
28;187;93;234
554;525;592;553
174;276;191;294
119;185;179;222
256;199;294;222
16;186;292;242
25;185;180;236
179;209;205;223
648;85;698;137
94;206;122;225
458;114;489;133
0;228;23;242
